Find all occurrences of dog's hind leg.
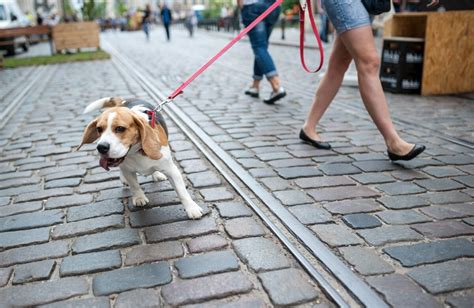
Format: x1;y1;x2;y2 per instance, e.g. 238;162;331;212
152;171;168;182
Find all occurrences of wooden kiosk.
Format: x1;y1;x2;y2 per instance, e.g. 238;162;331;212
384;11;474;95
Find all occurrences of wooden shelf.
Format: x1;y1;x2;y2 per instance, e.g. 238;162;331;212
384;11;474;95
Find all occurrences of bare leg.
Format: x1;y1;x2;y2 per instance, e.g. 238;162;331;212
303;35;353;141
338;26;413;154
251;80;261;89
268;76;281;92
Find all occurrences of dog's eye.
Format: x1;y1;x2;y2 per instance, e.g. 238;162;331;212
96;127;103;134
115;126;126;133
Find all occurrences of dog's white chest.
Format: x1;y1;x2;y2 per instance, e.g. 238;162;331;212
121;145;173;176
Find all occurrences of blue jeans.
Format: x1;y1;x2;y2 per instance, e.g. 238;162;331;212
241;0;281;81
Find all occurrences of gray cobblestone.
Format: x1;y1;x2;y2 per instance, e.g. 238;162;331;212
13;260;55;284
0;240;69;267
0;268;12;287
259;268;318;305
15;188;74;203
376;210;431;225
424;191;472;204
145;217;218;242
384;238;474;267
187;234;228;253
215;202;252;218
224;217;266;239
311;224;364;247
378;195;429;209
44;178;82;189
72;228;141;254
0;277;89;307
340;246;394;275
0;227;50;250
294;175;355;189
309;186;379;202
289;204;332;224
342;213;382;229
350;173;395;184
129;204;205;227
423;166;467;178
124;242;184;266
249;167;277;178
200;187;234;201
391;169;428;180
0;201;43;218
45;194;93;209
260;177;290;191
52;215;123;239
161;272;253;306
454;175;474;187
180;159;209;174
415;178;465;191
40;297;110;308
367;274;442;307
352;160;399;172
324;199;382;214
445;292;474;308
115;289;160;308
411;221;474;239
67;199;124;222
358;226;423;246
376;182;426;195
187;171;222;188
93;262;172;296
175;250;240;279
0;209;64;232
60;250;122;276
0;177;41;190
408;260;474;294
273;190;314;206
233;237;291;272
276;166;322;179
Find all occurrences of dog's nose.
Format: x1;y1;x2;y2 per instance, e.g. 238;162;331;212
97;143;110;154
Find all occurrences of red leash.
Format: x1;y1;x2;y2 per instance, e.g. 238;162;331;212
164;0;323;103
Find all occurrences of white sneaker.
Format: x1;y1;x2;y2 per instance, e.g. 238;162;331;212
263;87;286;104
244;87;259;98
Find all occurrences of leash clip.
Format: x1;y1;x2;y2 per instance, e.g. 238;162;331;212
147;98;173;128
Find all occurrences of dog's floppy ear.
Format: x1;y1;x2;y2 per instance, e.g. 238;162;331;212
78;118;99;150
132;114;163;160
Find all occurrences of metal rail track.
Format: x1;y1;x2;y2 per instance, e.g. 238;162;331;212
105;41;390;308
0;66;50;130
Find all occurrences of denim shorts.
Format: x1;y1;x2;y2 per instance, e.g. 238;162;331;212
322;0;371;34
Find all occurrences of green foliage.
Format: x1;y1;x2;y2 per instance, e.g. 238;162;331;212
202;0;234;19
4;50;111;69
282;0;299;13
116;0;128;17
81;0;106;21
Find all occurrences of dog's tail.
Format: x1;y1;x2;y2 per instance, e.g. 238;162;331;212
83;97;126;114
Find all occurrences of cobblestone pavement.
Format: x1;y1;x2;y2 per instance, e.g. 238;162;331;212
0;60;335;306
101;27;474;306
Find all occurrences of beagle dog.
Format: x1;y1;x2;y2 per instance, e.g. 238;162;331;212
79;97;203;219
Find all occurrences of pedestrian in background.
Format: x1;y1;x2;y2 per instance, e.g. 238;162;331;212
185;9;197;37
299;0;438;161
160;3;172;41
142;4;152;40
239;0;286;104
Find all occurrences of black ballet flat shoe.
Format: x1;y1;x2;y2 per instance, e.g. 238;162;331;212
299;129;332;150
387;144;426;161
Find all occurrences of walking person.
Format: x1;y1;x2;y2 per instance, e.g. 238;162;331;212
300;0;438;161
239;0;286;104
160;3;172;41
185;9;197;37
142;4;152;40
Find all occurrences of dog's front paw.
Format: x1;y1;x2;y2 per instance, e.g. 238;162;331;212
152;171;168;182
132;193;149;206
185;202;203;219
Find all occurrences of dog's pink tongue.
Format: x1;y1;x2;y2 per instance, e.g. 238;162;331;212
99;157;110;171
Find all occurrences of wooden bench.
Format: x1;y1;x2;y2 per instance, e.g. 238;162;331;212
52;22;100;53
0;25;53;56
